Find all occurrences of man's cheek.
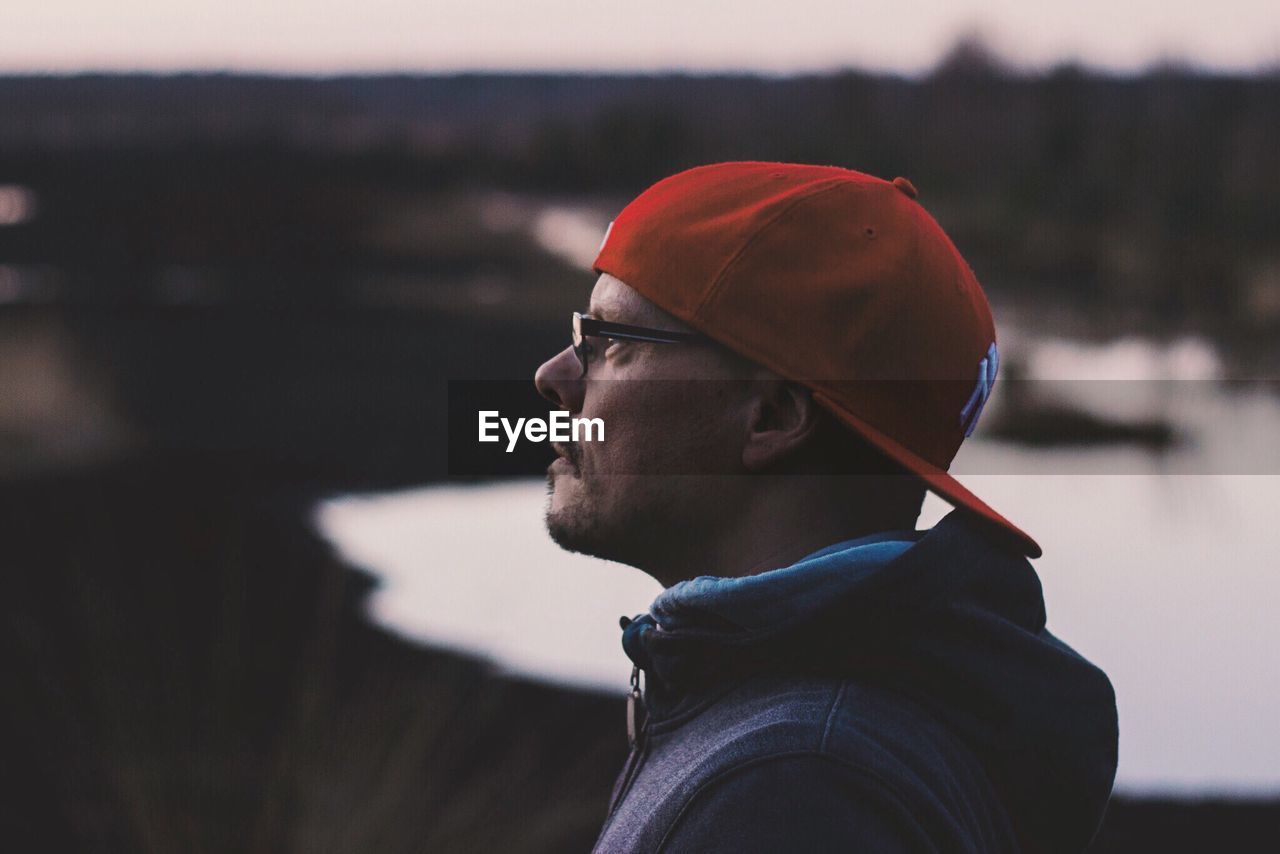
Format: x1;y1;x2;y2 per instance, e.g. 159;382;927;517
591;423;650;475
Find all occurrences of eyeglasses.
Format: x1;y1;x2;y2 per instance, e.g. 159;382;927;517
571;311;708;377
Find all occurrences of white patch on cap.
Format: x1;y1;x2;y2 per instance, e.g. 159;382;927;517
960;342;999;437
598;220;614;254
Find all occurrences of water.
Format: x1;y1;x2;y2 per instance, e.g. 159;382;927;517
318;453;1280;798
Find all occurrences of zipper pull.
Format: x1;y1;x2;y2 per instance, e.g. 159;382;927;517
626;663;645;747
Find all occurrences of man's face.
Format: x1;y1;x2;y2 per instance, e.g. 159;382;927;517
534;274;753;574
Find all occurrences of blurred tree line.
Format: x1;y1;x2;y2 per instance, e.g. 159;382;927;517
0;63;1277;341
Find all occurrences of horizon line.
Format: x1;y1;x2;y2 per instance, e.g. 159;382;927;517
2;59;1278;82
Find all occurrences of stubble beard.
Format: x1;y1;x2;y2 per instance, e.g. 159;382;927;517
544;473;592;553
544;472;663;570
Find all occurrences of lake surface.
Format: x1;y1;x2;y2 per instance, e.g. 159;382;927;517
317;329;1280;798
318;475;1280;797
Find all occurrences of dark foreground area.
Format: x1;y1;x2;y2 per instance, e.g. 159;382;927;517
1;458;1276;853
0;458;625;853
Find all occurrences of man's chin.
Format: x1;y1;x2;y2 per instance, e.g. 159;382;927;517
545;466;579;513
544;507;596;556
543;473;656;568
544;483;615;561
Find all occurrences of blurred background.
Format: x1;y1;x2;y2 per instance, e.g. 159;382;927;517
1;1;1278;851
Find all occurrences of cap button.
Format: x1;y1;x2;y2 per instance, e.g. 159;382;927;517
892;176;918;199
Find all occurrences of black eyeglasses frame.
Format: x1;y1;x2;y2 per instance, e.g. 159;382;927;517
571;311;709;377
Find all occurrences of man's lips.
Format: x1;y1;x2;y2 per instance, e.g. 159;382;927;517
550;442;579;475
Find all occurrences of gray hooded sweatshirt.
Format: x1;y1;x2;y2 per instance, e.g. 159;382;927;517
590;510;1118;853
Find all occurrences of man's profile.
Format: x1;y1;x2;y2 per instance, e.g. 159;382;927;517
534;163;1118;853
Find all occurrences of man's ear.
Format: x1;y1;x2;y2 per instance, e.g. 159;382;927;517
741;380;822;472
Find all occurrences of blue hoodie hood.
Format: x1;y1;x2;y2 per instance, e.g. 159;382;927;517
620;510;1118;853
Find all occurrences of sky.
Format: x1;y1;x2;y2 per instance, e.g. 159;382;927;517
2;0;1278;75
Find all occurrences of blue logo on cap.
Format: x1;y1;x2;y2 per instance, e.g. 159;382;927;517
960;343;998;437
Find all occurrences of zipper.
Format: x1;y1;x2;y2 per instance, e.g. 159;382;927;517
606;662;650;819
626;663;645;747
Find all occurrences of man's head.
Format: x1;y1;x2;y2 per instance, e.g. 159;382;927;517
536;273;928;585
535;162;1039;584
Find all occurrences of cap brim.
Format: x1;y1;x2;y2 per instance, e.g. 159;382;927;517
812;390;1043;559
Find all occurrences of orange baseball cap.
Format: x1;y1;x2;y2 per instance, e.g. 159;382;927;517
593;161;1040;558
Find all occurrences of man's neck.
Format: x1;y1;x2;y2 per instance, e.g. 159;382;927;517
649;477;916;587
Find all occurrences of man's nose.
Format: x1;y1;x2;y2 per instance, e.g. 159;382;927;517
534;346;585;412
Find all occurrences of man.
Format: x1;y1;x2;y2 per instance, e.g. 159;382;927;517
534;163;1118;853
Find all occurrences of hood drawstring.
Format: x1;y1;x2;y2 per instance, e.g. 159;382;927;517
620;615;648;747
627;664;645;747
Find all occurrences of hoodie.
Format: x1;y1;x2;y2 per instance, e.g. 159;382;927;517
590;510;1118;853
